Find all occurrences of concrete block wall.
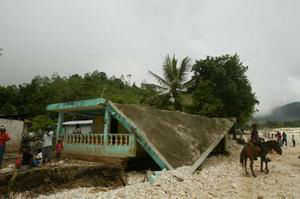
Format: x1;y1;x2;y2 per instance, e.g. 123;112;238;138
0;119;24;153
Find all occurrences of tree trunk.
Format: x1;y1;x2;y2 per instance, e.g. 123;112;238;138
174;95;182;111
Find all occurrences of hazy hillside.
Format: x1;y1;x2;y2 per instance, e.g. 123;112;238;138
258;102;300;121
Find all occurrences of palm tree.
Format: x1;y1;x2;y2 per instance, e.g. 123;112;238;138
148;54;191;111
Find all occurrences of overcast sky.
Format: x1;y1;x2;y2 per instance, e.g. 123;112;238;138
0;0;299;115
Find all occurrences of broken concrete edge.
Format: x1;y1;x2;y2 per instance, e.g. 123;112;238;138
189;118;236;174
146;169;166;184
107;101;174;170
189;131;226;174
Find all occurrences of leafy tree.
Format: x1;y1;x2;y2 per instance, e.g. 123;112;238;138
0;70;147;120
190;54;259;126
1;102;18;115
30;115;55;135
148;54;191;110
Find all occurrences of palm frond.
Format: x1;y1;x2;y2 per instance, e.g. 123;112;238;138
182;78;196;89
171;55;178;79
148;70;170;87
162;55;173;83
143;93;172;107
179;56;191;82
151;84;169;92
163;54;179;83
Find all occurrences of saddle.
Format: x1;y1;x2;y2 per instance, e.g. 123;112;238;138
247;140;261;153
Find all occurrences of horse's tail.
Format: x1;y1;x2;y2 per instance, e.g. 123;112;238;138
240;147;246;166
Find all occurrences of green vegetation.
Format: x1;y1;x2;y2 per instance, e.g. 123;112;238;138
188;54;259;126
258;120;300;128
147;55;191;111
0;71;147;130
30;115;55;134
0;54;258;128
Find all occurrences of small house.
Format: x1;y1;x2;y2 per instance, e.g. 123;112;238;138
47;98;235;173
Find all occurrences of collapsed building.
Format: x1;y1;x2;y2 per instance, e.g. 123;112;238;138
47;98;235;173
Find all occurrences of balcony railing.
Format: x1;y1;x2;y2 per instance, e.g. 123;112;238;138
60;133;136;158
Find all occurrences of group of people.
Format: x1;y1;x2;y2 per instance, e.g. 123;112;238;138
264;131;296;147
0;124;64;170
21;126;64;167
270;131;296;147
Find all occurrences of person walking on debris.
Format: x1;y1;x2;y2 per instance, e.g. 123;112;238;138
0;125;10;168
282;132;287;146
275;132;282;146
55;139;63;161
42;126;54;163
292;135;296;147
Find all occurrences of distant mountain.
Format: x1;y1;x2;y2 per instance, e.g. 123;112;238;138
258;102;300;121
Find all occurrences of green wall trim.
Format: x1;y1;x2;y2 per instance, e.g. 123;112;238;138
47;98;107;112
107;102;171;170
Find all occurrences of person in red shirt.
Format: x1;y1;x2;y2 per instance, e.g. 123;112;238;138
55;139;64;161
0;125;10;168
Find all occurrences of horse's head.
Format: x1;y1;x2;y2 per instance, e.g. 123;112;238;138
268;140;282;155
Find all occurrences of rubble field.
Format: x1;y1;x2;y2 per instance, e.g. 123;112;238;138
1;161;125;198
7;129;300;199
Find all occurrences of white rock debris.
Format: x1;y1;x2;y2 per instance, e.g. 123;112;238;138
14;129;300;199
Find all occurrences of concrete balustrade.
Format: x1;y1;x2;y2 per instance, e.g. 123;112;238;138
59;133;136;158
62;134;131;146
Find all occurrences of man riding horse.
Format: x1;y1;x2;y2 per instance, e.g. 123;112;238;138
250;124;261;145
250;124;270;161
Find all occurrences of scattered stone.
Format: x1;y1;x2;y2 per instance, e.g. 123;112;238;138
11;130;300;199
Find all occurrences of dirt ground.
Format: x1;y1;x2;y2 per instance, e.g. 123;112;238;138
11;129;300;199
1;161;125;199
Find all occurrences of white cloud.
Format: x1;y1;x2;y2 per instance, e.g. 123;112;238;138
0;0;299;114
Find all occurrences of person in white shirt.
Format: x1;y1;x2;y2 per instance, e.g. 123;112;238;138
42;126;54;163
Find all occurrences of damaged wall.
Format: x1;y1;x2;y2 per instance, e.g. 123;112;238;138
116;104;235;169
0;119;24;153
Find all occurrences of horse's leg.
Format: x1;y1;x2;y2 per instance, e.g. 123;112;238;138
260;156;265;172
250;159;256;177
265;159;269;174
244;157;248;175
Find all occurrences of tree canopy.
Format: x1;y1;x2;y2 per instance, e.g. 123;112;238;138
0;71;146;121
188;54;259;126
0;54;259;129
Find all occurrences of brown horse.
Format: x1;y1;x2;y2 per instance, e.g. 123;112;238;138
240;140;282;177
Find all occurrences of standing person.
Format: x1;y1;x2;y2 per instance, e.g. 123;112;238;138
276;132;282;146
0;125;10;168
55;139;63;161
279;132;283;146
73;124;81;134
292;135;296;147
282;132;287;146
42;126;54;164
